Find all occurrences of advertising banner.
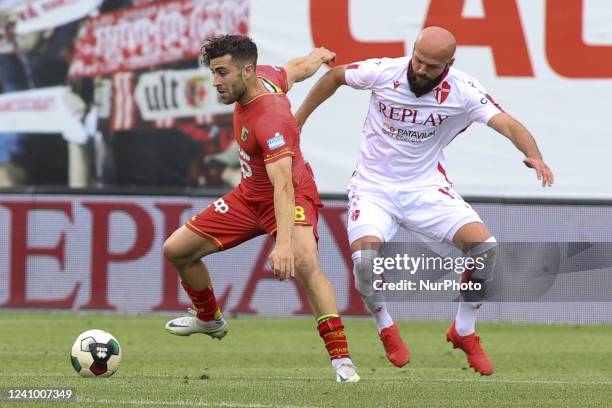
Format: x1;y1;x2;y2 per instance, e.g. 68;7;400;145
1;194;611;323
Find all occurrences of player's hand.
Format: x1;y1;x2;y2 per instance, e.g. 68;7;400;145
523;157;554;187
313;47;336;65
269;243;295;282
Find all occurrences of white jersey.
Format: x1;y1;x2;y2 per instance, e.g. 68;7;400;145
344;56;503;188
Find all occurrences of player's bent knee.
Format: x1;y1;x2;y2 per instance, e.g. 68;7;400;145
294;251;320;282
294;258;316;275
162;238;195;266
352;249;378;297
162;238;180;262
467;236;497;281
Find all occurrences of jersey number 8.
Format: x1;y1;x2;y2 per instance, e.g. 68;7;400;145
294;206;305;221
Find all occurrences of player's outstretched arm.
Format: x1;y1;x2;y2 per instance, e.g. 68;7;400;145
294;65;347;129
283;47;336;91
266;156;295;281
488;113;554;187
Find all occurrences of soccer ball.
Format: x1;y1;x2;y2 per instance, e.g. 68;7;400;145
70;329;122;377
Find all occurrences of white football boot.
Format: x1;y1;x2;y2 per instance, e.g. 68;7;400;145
335;361;360;383
165;310;228;339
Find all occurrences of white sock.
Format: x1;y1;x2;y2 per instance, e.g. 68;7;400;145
362;291;394;332
331;357;353;369
454;302;481;336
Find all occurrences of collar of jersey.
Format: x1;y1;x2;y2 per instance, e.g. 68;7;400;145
240;78;284;106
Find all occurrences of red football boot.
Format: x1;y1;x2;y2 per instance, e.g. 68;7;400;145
446;323;494;375
379;323;410;367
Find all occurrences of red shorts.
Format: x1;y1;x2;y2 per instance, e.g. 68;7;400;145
186;188;321;250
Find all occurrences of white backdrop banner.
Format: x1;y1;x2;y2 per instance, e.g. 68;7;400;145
13;0;103;35
0;86;87;143
247;0;612;199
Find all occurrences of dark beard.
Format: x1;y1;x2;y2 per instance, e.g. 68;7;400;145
407;61;449;97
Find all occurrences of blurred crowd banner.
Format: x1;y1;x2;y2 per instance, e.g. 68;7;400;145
69;0;248;77
0;0;246;189
1;194;611;323
10;0;102;35
0;0;610;197
0;86;87;143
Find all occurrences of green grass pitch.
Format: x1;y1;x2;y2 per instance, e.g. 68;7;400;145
1;312;611;407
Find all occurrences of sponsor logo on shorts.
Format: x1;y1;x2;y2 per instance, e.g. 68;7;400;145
267;132;286;150
350;209;360;221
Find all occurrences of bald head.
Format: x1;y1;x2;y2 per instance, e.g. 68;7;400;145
408;27;456;96
414;26;456;63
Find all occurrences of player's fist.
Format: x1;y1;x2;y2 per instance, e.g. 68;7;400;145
313;47;336;65
523;157;554;187
269;244;295;282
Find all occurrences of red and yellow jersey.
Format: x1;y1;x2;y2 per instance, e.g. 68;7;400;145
234;65;319;203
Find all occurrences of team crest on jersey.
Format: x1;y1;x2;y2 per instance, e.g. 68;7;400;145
240;126;249;142
434;81;451;104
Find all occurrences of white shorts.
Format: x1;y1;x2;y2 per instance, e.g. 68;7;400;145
347;181;482;247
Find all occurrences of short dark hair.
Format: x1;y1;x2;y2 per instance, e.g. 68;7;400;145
200;35;258;67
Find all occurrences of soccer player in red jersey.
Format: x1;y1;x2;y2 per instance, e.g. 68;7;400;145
162;35;359;383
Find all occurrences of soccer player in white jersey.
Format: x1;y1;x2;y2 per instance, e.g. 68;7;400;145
295;26;554;375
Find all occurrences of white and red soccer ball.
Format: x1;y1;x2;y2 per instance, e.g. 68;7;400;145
70;329;122;377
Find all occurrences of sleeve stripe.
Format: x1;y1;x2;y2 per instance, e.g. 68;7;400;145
486;94;504;112
263;149;294;162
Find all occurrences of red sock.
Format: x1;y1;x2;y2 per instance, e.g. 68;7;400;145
181;281;221;321
317;316;351;360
